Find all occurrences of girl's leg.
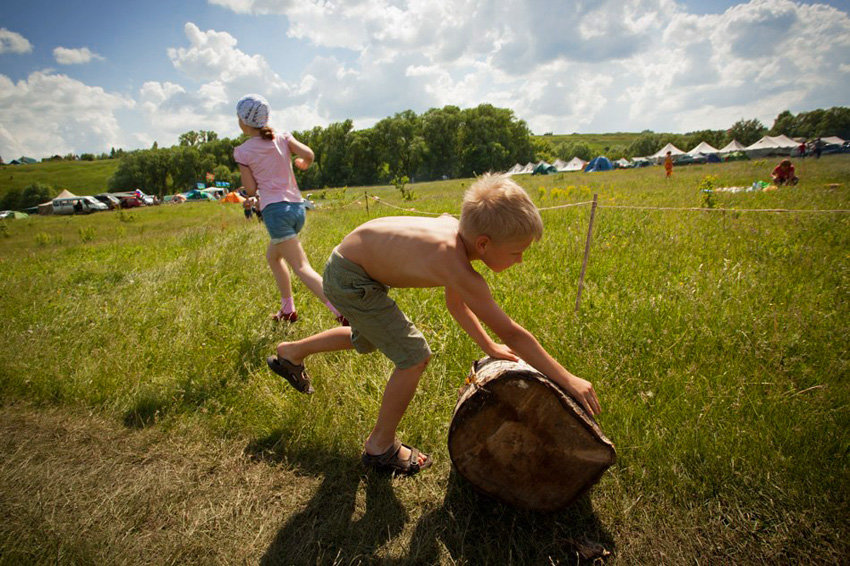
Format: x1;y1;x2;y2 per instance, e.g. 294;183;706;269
266;241;294;312
274;237;326;300
274;237;344;319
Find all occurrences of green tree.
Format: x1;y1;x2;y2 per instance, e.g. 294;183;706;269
212;164;231;184
770;110;796;136
18;183;55;209
727;118;767;146
456;104;532;176
374;110;425;180
0;186;23;210
419;106;462;180
626;131;663;158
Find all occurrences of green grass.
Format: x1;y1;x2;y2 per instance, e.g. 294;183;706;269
1;156;848;563
535;132;643;152
0;159;119;196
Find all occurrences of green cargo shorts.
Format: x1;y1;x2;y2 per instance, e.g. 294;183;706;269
322;249;431;369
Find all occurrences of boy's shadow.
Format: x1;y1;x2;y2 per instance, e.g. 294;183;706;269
252;424;614;565
248;434;407;566
395;470;615;564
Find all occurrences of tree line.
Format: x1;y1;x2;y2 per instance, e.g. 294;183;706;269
106;104;534;197
5;105;845;208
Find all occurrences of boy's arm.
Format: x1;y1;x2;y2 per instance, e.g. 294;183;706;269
445;287;518;361
449;273;601;416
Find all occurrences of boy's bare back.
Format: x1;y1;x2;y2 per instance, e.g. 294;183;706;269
337;215;473;289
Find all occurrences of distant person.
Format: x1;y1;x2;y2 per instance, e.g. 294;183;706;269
798;141;807;158
814;138;823;159
242;195;254;220
267;173;600;475
664;151;673;178
233;94;347;325
771;159;799;186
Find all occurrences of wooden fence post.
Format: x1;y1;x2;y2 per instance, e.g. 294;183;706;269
575;193;598;314
365;191;369;215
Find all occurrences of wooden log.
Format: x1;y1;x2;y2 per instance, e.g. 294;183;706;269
448;357;615;512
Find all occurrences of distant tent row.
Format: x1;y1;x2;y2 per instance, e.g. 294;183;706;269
506;134;846;177
645;135;843;162
508;157;590;176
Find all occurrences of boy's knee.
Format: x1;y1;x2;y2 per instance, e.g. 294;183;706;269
402;354;431;372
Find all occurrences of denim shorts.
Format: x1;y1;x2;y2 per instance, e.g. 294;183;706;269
262;201;305;243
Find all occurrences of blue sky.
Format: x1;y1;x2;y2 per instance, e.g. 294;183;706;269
1;0;849;159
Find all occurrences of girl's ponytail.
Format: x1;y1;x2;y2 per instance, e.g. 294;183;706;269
260;126;275;140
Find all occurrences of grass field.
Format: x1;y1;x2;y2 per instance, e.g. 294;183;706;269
0;159;120;196
1;155;848;564
536;132;642;153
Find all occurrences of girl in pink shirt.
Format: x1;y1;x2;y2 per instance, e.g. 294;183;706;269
234;94;347;325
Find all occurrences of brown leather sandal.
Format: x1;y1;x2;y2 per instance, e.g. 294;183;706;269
361;439;432;476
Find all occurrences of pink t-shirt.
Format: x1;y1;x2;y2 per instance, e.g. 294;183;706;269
233;132;302;210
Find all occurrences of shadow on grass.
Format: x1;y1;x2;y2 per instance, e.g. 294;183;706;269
249;434;614;564
248;434;408;566
395;470;615;564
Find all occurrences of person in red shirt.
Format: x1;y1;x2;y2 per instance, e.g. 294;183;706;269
771;159;799;186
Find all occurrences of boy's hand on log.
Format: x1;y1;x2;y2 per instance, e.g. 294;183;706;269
485;343;519;362
565;375;601;417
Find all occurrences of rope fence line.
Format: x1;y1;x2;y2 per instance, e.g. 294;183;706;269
325;192;848;314
360;194;850;216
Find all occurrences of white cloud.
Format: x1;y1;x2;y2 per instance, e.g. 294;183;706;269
53;46;105;65
197;0;850;135
0;28;32;54
0;72;134;158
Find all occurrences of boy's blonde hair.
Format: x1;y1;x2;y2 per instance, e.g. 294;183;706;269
460;173;543;242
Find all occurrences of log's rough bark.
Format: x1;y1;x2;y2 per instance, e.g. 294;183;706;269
448;357;616;511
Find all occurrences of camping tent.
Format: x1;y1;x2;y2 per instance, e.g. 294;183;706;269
54;189;77;199
562;157;587;171
821;136;845;145
614;158;631;168
552;159;568;170
507;163;525;175
649;143;686;162
687;142;719;156
183;189;216;201
532;161;558;175
0;210;29;219
584;156;613;172
744;136;797;158
222;191;246;203
718;140;746;154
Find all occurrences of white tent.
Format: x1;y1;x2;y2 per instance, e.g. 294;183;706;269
718;140;746;154
552;159;568;171
649;143;686;162
744;135;797;158
821;136;845;145
687;141;720;156
614;158;631;168
562;157;587;171
507;163;525;175
515;162;535;175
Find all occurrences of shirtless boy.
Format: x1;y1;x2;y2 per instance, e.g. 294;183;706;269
267;173;601;475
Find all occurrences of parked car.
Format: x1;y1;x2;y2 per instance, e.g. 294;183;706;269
52;196;109;215
93;193;121;210
118;195;144;208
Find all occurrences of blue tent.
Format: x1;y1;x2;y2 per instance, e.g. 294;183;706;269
584;156;613;172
